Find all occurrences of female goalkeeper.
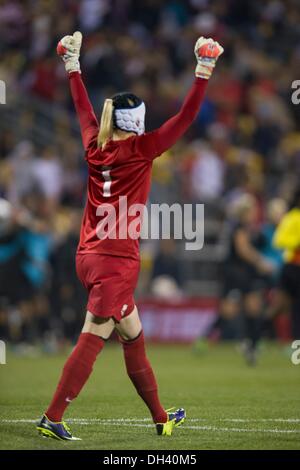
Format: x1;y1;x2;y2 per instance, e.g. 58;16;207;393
37;31;223;440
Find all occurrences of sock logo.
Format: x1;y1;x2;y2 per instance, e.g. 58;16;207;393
66;397;72;403
121;304;128;317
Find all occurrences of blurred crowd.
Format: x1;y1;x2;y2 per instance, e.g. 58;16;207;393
0;0;300;347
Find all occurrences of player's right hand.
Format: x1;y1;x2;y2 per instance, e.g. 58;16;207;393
194;37;224;80
57;31;82;74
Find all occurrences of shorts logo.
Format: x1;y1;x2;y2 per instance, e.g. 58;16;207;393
121;304;128;317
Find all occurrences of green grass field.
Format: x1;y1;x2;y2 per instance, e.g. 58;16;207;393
0;342;299;450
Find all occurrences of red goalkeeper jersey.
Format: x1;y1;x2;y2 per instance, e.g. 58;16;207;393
69;72;207;260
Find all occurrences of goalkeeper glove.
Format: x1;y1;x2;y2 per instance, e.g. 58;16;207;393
57;31;82;74
194;37;224;80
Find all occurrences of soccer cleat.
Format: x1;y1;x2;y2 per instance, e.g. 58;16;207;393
36;414;81;441
156;408;186;436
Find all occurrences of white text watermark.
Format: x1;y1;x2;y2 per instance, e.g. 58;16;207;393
291;340;300;365
0;80;6;104
291;80;300;105
0;340;6;364
95;197;204;250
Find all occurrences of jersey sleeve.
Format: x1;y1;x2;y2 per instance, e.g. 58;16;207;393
273;211;300;250
69;72;99;153
135;77;208;160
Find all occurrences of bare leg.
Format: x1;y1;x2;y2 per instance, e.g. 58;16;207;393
115;306;142;340
82;311;115;338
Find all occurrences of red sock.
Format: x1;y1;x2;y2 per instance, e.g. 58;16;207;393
121;331;168;423
46;333;104;422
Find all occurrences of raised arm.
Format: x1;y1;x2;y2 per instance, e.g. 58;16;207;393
136;37;224;159
57;31;99;151
151;77;208;155
68;72;99;151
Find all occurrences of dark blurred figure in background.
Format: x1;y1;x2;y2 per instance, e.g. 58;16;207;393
0;199;30;307
217;194;275;364
255;198;286;338
151;239;183;300
0;197;52;345
50;209;87;342
152;239;182;287
257;199;286;284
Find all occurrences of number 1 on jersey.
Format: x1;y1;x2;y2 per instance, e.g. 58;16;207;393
102;170;112;197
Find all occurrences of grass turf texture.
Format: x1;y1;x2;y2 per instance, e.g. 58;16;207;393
0;343;299;450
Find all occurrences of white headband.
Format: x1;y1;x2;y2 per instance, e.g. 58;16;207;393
114;102;146;135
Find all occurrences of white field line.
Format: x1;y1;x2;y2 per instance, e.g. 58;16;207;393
98;423;300;434
1;418;300;435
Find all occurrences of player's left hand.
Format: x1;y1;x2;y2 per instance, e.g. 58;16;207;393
57;31;82;74
194;37;224;80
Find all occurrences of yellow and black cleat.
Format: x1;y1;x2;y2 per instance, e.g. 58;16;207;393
156;408;186;436
37;414;81;441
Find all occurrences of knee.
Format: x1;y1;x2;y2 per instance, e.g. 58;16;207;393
119;329;142;342
119;329;143;344
116;306;142;341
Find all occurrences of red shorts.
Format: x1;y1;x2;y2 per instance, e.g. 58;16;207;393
76;253;140;322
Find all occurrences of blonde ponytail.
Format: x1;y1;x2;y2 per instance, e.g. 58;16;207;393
98;99;114;148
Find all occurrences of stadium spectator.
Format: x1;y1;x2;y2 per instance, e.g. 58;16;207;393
50;209;87;342
257;198;287;285
0;197;52;343
190;140;225;202
273;187;300;339
219;194;275;363
151;239;182;288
